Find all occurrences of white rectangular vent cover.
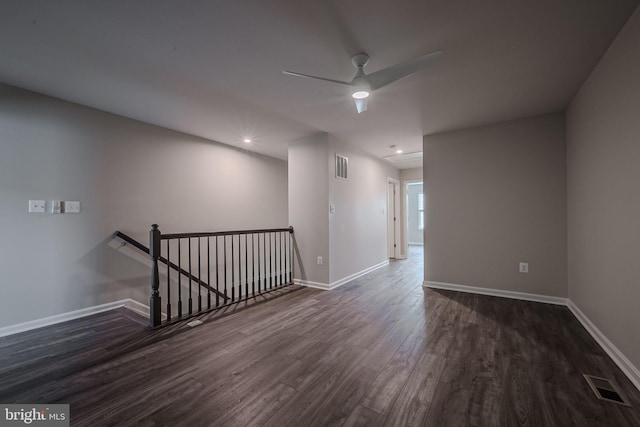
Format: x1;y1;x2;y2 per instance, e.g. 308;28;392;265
336;154;348;180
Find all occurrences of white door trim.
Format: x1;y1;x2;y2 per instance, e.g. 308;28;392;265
387;178;400;259
403;179;423;258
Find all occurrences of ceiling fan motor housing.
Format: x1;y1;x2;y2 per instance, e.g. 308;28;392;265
351;53;370;68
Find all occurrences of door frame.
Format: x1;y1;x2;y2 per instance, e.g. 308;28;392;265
403;179;424;258
387;178;401;259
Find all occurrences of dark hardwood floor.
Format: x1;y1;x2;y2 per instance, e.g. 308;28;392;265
1;246;640;426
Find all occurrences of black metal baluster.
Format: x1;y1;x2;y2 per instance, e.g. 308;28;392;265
238;235;242;299
252;234;256;296
245;234;249;299
263;232;267;291
238;235;242;300
283;232;287;284
288;231;291;283
198;237;202;313
269;232;273;289
166;240;171;321
188;238;193;315
279;231;283;286
178;239;183;317
258;233;262;293
231;234;235;302
216;236;220;307
224;235;228;302
282;232;286;285
207;237;211;310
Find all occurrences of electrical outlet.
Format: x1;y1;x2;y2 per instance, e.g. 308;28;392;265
28;200;46;213
317;256;323;265
519;262;529;273
65;201;80;213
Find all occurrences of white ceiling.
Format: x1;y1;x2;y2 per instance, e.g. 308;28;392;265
1;1;638;167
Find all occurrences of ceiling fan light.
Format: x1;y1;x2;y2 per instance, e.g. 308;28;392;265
352;90;370;99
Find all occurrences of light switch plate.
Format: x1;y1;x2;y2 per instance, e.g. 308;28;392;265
65;201;80;213
29;200;46;213
51;200;62;214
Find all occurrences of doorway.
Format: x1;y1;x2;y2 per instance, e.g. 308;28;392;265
404;181;424;257
387;178;400;259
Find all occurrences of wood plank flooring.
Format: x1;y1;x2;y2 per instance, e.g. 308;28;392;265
1;246;640;426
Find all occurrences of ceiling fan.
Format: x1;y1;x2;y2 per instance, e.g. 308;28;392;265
283;50;444;113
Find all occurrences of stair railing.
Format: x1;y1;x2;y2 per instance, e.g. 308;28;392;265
115;231;226;303
149;224;294;328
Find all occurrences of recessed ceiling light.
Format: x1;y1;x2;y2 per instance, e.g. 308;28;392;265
396;149;403;154
243;138;252;143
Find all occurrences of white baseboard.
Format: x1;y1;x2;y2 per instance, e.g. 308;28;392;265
329;260;389;290
0;298;148;338
298;260;389;291
296;279;331;290
567;300;640;392
424;280;568;305
123;299;151;318
423;280;640;392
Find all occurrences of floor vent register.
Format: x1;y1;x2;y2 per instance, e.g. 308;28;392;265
583;374;631;407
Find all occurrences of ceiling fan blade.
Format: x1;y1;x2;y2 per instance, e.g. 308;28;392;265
366;50;444;91
354;97;368;114
282;70;354;87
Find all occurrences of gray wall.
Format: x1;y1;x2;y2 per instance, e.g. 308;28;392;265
400;168;423;182
328;135;399;283
567;5;640;371
406;183;424;245
0;84;288;328
288;134;330;284
423;113;567;297
288;133;399;286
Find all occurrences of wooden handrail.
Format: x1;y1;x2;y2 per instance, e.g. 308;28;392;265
161;226;293;240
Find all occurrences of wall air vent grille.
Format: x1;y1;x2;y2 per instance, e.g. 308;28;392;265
336;154;348;180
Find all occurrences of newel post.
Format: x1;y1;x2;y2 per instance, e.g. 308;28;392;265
149;224;162;328
288;226;294;284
